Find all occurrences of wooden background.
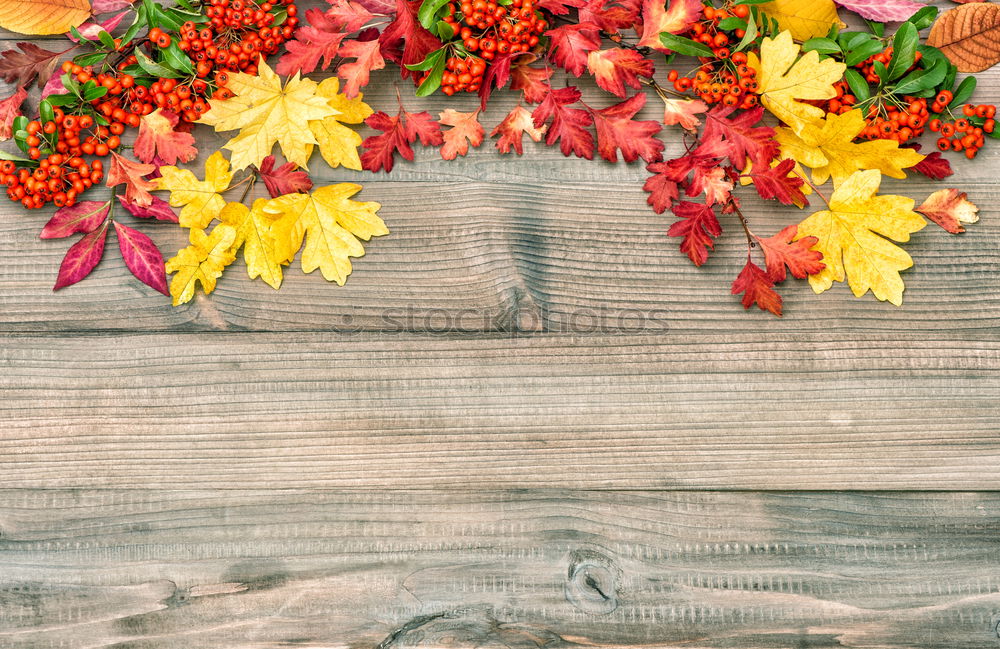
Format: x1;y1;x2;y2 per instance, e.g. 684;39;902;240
2;2;1000;646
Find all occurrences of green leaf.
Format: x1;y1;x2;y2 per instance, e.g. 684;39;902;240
418;0;451;29
97;29;117;51
886;22;917;81
135;49;181;78
733;0;774;6
717;17;746;30
845;40;884;67
161;41;194;74
844;69;870;102
74;52;106;66
0;150;36;163
659;32;715;57
44;93;76;107
941;62;957;95
891;58;946;95
39;99;55;124
734;12;757;52
61;73;80;96
81;82;108;101
120;12;145;44
405;47;446;71
802;37;841;54
907;5;938;30
865;19;884;37
839;31;871;51
13;116;27;134
873;60;887;83
414;50;447;97
272;8;288;25
949;76;976;108
69;25;92;43
435;19;454;39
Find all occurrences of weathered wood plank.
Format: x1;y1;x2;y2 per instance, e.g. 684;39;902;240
2;490;1000;648
1;331;998;490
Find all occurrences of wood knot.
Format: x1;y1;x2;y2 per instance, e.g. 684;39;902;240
564;549;619;614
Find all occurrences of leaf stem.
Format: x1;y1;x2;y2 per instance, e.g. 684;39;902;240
793;169;831;208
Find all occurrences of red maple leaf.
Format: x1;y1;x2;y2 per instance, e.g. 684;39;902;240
492;105;547;155
133;109;197;165
378;0;443;80
686;165;732;206
702;106;779;169
439;109;484;160
531;86;595;159
731;259;782;316
668;201;721;266
912;151;954;180
637;0;702;50
361;103;443;172
105;152;156;207
478;52;515;108
0;86;26;140
589;94;663;163
259;155;314;197
578;0;639;31
586;48;654;98
749;158;807;206
536;0;587;14
337;39;386;98
643;163;681;213
510;63;552;104
545;23;602;76
757;224;824;281
326;0;376;31
660;97;707;131
276;8;350;75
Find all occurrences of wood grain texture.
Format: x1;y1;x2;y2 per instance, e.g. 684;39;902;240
1;331;999;489
3;490;1000;649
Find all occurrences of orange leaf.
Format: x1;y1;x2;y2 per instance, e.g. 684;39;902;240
439;109;484;160
134;109;198;165
106;152;157;207
915;188;979;234
927;3;1000;72
0;0;91;35
637;0;702;51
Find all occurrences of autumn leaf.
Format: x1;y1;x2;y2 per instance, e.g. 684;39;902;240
758;0;843;41
54;220;109;290
795;169;926;305
492;105;547;154
588;94;663;163
308;76;373;171
927;3;1000;72
774;109;924;186
832;0;921;22
134;109;198;165
0;42;70;88
327;0;376;31
586;49;654;98
660;97;706;132
532;86;595;159
0;0;91;35
637;0;702;51
669;201;722;266
546;23;602;76
165;224;238;306
40;200;109;239
218;199;285;289
337;39;386;98
579;0;639;31
915;188;979;234
106;152;156;207
114;222;169;296
361;103;443;172
439;109;484;160
155;151;234;229
510;63;552;103
687;165;732;206
911;151;953;180
117;195;178;222
748;31;845;133
198;57;338;171
0;86;26;140
748;158;807;206
259;155;314;198
757;224;824;281
378;0;443;79
276;8;350;76
264;183;388;285
732;259;783;315
702;106;778;170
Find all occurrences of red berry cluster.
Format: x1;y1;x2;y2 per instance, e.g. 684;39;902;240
929;98;996;159
430;0;546;95
666;5;759;109
3;124;104;210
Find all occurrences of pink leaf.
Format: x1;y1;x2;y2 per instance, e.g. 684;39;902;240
91;0;134;12
350;0;395;14
117;195;178;222
833;0;921;21
0;86;27;140
41;200;110;239
40;71;65;99
114;222;168;295
53;222;108;290
69;11;129;42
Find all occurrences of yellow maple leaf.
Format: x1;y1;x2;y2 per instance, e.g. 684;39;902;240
774;109;925;186
165;224;238;306
795;169;926;305
264;184;388;285
218;199;285;290
198;57;337;171
307;77;373;171
747;31;845;133
758;0;843;42
155;151;234;229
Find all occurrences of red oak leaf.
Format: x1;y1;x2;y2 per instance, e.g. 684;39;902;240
702;105;778;169
545;23;602;76
134;109;197;165
41;200;110;239
637;0;702;51
916;188;979;234
492;105;547;155
586;48;654;98
660;97;706;131
276;8;349;75
378;0;443;80
579;0;639;30
114;222;169;296
532;86;595;159
510;63;552;103
361;105;443;172
117;195;179;222
589;93;664;163
913;152;954;180
731;259;782;316
644;162;681;213
337;39;386;98
0;42;69;89
53;221;109;291
259;155;314;197
0;86;26;140
326;0;376;31
749;158;807;206
106;152;156;207
686;165;731;206
439;109;484;160
757;224;824;281
536;0;587;15
668;201;721;266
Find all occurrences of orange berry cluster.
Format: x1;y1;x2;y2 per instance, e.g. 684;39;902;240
666;5;759;108
929;98;996;159
859;97;930;145
3;126;104;210
441;56;487;95
855;46;923;84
